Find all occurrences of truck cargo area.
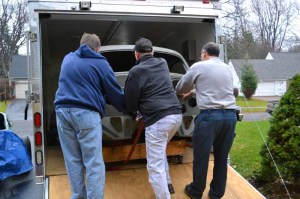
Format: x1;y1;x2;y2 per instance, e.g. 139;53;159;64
40;12;216;147
46;146;265;199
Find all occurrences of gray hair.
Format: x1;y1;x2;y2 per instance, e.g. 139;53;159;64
80;33;101;51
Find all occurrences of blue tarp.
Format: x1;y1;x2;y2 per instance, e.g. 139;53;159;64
0;130;33;180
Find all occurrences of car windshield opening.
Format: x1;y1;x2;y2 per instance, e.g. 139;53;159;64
101;51;186;74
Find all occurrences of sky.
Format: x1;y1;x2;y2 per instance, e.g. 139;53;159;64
220;0;300;51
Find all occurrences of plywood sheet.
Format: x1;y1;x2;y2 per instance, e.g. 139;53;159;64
47;144;265;199
49;162;265;199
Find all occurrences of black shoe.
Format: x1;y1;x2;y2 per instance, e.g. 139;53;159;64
208;192;220;199
184;184;201;199
168;184;175;194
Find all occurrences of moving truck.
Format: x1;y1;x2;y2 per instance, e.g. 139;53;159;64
11;0;265;198
26;0;223;183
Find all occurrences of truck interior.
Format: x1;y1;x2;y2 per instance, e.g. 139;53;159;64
39;12;216;146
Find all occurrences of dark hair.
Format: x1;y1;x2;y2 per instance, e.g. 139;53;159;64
202;42;220;57
134;37;153;53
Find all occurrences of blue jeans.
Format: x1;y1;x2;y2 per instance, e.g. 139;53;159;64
56;108;105;199
190;109;237;199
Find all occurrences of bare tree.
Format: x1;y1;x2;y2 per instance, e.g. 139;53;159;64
222;0;300;59
222;0;259;59
0;0;28;77
286;35;300;52
251;0;299;52
222;0;249;36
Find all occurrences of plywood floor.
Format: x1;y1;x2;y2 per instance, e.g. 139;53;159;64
47;147;265;199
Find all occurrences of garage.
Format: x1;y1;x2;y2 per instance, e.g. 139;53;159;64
254;82;276;96
15;81;28;99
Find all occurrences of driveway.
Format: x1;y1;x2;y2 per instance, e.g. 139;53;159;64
6;99;32;121
5;99;33;139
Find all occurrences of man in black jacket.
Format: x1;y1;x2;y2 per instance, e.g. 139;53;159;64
124;38;182;199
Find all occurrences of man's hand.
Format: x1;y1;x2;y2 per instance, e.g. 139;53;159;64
135;111;142;121
181;89;195;100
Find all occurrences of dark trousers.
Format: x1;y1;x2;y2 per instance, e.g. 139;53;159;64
190;109;237;199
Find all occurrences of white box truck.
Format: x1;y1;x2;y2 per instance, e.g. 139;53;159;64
5;0;265;198
26;0;224;184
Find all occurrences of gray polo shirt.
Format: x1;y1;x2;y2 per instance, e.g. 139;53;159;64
175;57;236;110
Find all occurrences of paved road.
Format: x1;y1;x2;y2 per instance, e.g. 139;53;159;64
242;112;271;121
253;96;280;101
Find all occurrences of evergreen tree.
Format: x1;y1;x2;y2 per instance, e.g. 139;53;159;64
259;74;300;185
241;62;258;99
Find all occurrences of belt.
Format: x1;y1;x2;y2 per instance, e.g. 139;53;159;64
199;109;235;114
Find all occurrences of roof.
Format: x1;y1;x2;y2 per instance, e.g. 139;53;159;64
268;52;300;61
9;55;28;79
230;52;300;82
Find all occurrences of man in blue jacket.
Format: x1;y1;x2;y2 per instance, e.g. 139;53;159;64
54;33;125;199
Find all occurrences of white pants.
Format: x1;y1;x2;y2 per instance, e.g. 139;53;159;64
145;114;182;199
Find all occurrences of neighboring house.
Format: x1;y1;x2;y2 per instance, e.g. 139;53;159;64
9;55;28;99
229;52;300;96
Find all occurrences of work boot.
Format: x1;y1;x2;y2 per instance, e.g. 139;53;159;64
184;184;202;199
168;184;175;194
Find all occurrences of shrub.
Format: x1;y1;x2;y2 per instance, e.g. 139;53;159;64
0;79;15;100
258;74;300;185
241;62;258;99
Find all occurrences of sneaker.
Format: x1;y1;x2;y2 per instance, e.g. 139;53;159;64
168;184;175;194
184;184;202;199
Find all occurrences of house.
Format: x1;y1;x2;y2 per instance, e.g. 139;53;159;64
9;55;28;99
229;52;300;96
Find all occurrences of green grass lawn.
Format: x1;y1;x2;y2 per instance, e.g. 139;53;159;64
230;120;270;179
0;100;10;112
236;96;268;113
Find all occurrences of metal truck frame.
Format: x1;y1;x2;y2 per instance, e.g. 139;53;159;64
26;0;223;185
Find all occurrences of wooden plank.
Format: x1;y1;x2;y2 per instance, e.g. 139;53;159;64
49;162;265;199
225;166;266;199
46;141;187;176
103;140;186;162
49;175;70;199
45;147;66;176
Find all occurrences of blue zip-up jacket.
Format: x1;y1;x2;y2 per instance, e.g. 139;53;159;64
54;44;125;117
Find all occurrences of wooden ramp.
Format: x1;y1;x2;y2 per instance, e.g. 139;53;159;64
47;146;265;199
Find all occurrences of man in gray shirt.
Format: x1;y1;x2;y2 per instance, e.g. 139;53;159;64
176;42;237;199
